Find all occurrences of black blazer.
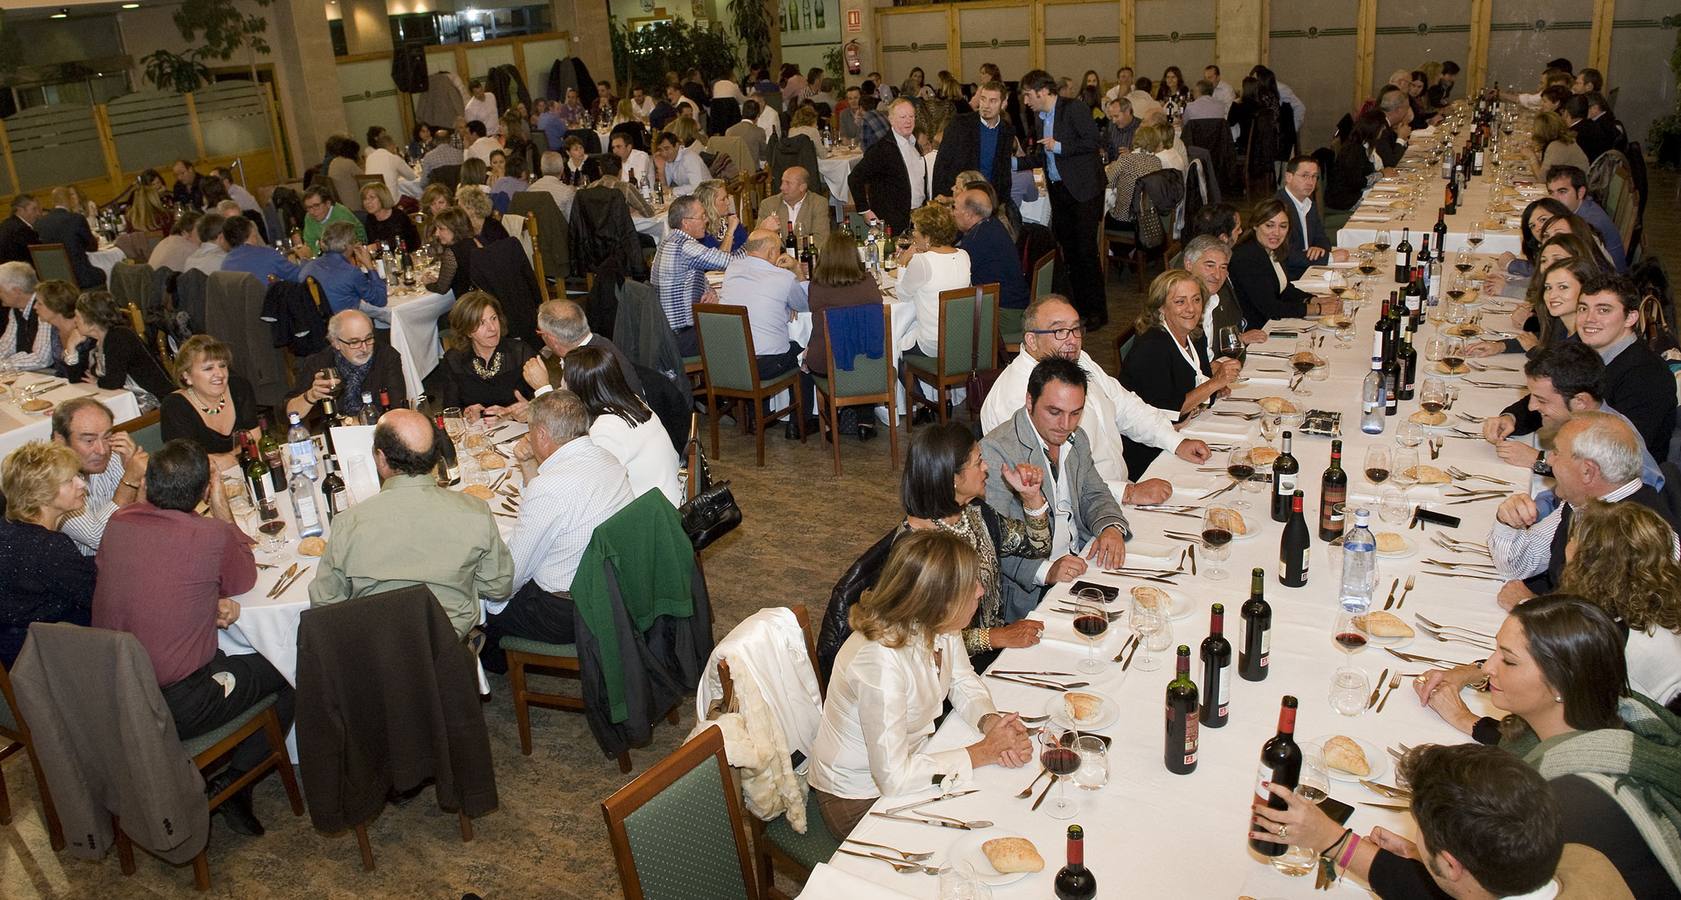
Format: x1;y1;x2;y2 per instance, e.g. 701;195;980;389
1376;128;1407;168
1275;189;1330;280
1024;97;1105;202
1124;325;1210;417
0;215;39;266
848;132;914;233
1503;338;1678;460
931;111;1016;202
1228;238;1311;329
35;208;105;288
1325;144;1375;212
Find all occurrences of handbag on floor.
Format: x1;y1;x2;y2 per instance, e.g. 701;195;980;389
679;413;742;550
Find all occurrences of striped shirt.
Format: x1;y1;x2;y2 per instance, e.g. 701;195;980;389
1488;479;1677;578
651;229;739;330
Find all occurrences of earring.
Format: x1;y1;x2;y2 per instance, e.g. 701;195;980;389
1554;696;1564;703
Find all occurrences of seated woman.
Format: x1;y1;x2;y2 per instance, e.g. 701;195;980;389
160;335;260;473
1486;236;1605;354
33;280;86;379
455;185;508;243
809;530;1034;838
72;289;174;409
693;179;747;251
1104;123;1166;224
560;136;600;187
360;183;419;250
1488;198;1575;296
1228;198;1341;329
564;345;682;506
1561;501;1681;708
900;422;1050;665
788;105;824;150
895;204;972;357
1325;110;1386;216
0;442;95;668
1532;111;1591;175
438;291;536;422
457;156;489;189
1123;271;1242;470
425;207;480;298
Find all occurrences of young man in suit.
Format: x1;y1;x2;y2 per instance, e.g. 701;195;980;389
847;98;921;234
932;81;1017;205
757;166;831;242
1019;70;1109;329
0;194;41;266
1275;155;1347;279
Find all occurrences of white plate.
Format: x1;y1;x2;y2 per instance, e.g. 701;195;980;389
1046;690;1119;731
1122;541;1181;564
1124;584;1195;621
1373;535;1417;559
947;832;1036;886
1308;734;1391;784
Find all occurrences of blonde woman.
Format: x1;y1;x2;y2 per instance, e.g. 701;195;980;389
1125;269;1241;422
360;182;419;250
1560;501;1681;705
897;203;971;356
809;530;1032;838
1531;111;1590;175
0;441;94;668
160;335;260;471
454;185;508;242
692;179;745;250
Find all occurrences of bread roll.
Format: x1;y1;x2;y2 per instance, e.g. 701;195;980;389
1354;610;1415;638
1130;586;1170;610
1402;464;1451;484
1408;410;1447;426
1434;361;1470;375
463;483;496;500
1257;397;1299;415
297;536;327;557
982;837;1045;874
1248;446;1281;467
1373;532;1409;553
1207;506;1248;536
1064;692;1104;722
1324;736;1372;776
463;433;490;451
477;451;508;470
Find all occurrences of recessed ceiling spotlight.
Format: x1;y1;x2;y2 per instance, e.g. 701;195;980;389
122;2;142;8
51;8;70;18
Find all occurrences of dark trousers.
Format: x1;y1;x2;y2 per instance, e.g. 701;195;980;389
674;325;700;357
757;342;815;420
161;650;294;774
482;580;576;673
1048;179;1106;323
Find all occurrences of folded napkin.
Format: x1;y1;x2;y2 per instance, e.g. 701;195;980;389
1348;213;1392;223
1411;127;1437;137
1237;374;1292;386
1125;540;1184;564
1168;474;1226;498
798;864;918;900
1179;417;1254;440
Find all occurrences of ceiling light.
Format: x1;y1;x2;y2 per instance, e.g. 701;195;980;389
51;9;69;18
122;2;141;8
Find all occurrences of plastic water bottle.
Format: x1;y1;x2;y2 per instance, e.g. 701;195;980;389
1361;349;1385;435
290;467;324;538
286;411;317;481
1339;509;1378;612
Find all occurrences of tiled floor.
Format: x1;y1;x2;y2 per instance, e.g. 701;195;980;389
2;169;1673;898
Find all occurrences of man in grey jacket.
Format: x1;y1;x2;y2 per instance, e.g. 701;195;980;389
982;356;1130;622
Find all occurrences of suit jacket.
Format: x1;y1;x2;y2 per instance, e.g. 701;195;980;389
1228;238;1312;329
757;193;831;241
931;111;1016;202
1572;118;1614;165
1025;97;1105;203
1376;128;1407;168
0;215;38;265
1275;189;1330;279
847;132;914;233
1504;338;1678;460
35;208;106;288
725;120;767;170
981;408;1129;621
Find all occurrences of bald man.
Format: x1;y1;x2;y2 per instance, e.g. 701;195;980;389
309;408;513;639
757;166;831;242
720;228;814;435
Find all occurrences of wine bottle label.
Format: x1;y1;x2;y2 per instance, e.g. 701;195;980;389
1261;630;1272;657
1181;709;1199;765
1217;665;1231;717
1276;474;1296;495
1255;765;1275;802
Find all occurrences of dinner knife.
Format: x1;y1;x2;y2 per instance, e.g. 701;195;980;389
869;812;971;830
883;790;981;816
984;674;1066;692
1357;801;1412;811
1360;780;1412;799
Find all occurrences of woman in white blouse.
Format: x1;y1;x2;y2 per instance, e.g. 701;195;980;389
1559;501;1681;707
562;345;683;506
895;204;973;357
809;530;1033;838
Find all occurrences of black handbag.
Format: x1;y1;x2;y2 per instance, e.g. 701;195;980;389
678;414;741;550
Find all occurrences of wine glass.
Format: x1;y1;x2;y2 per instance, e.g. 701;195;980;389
1364;446;1392;487
1200;506;1233;582
1330;666;1373;717
1374;229;1392;253
1215;325;1242;363
1297;744;1331;802
1225;447;1256;509
1070;735;1108;791
1396;422;1425;449
1037;727;1082;819
1420;379;1449;416
1291;337;1318;397
1467;222;1486;252
442;406;466;442
1129;604;1165;672
316;367;342;399
1391;447;1421;492
1072;588;1109;674
257;517;287;554
1379;486;1412;525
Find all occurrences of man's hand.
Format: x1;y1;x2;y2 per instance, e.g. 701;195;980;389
306;372;334;403
1046;554;1088;583
1331;249;1350;263
1174;439;1212;464
1495;493;1539;529
1493;440;1540;469
1123;479;1172;506
1462;340;1504;358
206;471;233;522
1037;136;1059;153
511;435;536;463
464;403;486;423
759;212;782;234
1084;527;1127;569
1240;329;1268;345
1482;414;1517;443
484;392;530;424
215;598;241;628
1497;579;1536;611
111;432;148;478
1495;251;1518;269
1305;246;1328;261
523;356;551;391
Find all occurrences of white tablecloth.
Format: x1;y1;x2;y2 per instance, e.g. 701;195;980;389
828;275;1530;896
90;246;127;279
386;286;456;400
818;151;864;204
0;376;141;457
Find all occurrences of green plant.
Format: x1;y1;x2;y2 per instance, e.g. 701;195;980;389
610;17;741;91
173;0;273;83
824;45;845;80
727;0;775;70
142;49;212;93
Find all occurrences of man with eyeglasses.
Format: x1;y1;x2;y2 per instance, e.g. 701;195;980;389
980;295;1213;507
1276;155;1346;279
293;185;366;258
650;195;775;355
284;309;406;423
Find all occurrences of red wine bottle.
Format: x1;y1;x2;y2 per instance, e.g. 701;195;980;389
1053;824;1097;899
1239;568;1272;681
1270;432;1298;523
1249;696;1303;857
1279;490;1309;587
1199;604;1232;728
1164;645;1199;774
1318;439;1347;541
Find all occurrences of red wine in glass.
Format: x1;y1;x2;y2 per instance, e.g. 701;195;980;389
1420;399;1445;413
1372;242;1391;253
1334;631;1369;652
1442;354;1466;370
1292;359;1317;375
1073;614;1109;639
1365;468;1390;483
1455;262;1474;274
1202;527;1233;548
1041;745;1082;776
1227;462;1256;482
1358;264;1378;277
1446;288;1467;301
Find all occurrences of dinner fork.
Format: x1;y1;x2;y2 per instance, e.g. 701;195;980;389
1413;614;1496;639
1446;466;1512;486
842;840;934;862
836;848;943;875
1375;673;1404;712
1395;575;1416;609
1455;412;1487;424
1415;622;1495;650
1213;410;1263;420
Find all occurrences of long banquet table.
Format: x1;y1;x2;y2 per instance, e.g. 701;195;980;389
815;252;1533;897
0;375;142;457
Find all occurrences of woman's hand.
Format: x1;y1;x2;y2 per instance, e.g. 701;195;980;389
464;403;486;423
1211;357;1242;385
1484;271;1509;294
1249;782;1346;853
1516;331;1539;351
987;620;1044;649
969;713;1032;768
1412;667;1483;734
1001;462;1045;507
1462;340;1504;358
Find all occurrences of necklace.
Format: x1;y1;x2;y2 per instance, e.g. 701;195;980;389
187;387;227;416
471;348;504;381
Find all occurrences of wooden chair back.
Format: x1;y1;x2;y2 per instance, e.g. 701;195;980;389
28;244;74;284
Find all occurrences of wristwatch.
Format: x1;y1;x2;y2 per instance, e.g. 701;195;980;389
1531;458;1552;477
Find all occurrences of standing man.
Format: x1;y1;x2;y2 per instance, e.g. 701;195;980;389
464;79;500;137
1204;65;1235;112
932;81;1017;204
847;98;922;234
1020;70;1108;329
1276;156;1346;278
0;194;41;265
726;100;768;170
36;187;106;288
757;167;830;242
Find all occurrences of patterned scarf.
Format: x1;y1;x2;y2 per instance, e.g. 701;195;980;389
337;351;376;412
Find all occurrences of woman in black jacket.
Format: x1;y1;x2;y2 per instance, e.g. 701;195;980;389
1325;110;1386;214
426;206;479;299
1122;270;1241;474
72;289;173;407
1228;198;1341;328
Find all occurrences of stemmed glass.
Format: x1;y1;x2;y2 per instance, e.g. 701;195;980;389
1364;446;1392;487
1291;337;1318;397
316;368;342;399
1297;745;1331;802
1215;325;1243;364
1391;447;1421;493
442;406;466;442
1129;604;1165;672
1467;222;1486;253
1037;727;1082;819
1330;611;1373;717
1200;506;1234;582
1373;229;1392;253
1225;447;1256;509
1420;379;1449;416
1071;588;1109;675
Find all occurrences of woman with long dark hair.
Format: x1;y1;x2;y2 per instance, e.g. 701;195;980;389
562;345;681;505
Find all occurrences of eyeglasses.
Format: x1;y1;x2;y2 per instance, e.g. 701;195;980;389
1026;326;1086;340
335;335;377;348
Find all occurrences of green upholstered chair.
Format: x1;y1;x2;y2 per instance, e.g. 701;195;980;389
28;244;75;284
115;408;164;454
0;661;62;850
1003;249;1055;354
695;303;806;466
602;724;758;900
1031;249;1057;302
901;283;999;430
812;304;898;476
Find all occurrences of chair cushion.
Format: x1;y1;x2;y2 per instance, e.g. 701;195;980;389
622;755;752;899
181;693;277;759
764;789;842;869
901;350;937;374
500;637;578;658
814;354;890;399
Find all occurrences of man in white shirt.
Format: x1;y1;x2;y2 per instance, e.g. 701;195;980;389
980;295;1213;506
362;136;419;198
665;84;700;122
630;86;657;120
527;151;578;219
1183;235;1264;359
1102;67;1135;105
656;131;710;193
1204;64;1236;113
483;389;635;671
463;79;500;137
711;73;744;103
52;397;147;555
754;83;783;138
610;132;654;188
182;213;231;274
463;120;501;164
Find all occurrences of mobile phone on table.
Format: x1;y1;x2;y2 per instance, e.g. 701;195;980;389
1069;580;1120;603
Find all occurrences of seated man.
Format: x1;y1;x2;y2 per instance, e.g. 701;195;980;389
757;166;830;243
1102;97;1138;159
720;228;807;379
463;119;501;164
295;185;366;256
308;409;513;639
609;131;655;193
530;298;644;397
0;261;56;371
952;186;1028;310
591;152;654;220
285;310;406;423
1485;273;1674;459
51;397;147;555
482;390;635;671
655;131;710;194
527;150;579;220
1545;164;1627;272
92;439;287;836
650;195;748;356
219;214;301;284
980;295;1213;506
981;357;1130;620
300;221;389;320
417;126;464;183
181;212;230;274
35;187;106;289
1488;412;1678;607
